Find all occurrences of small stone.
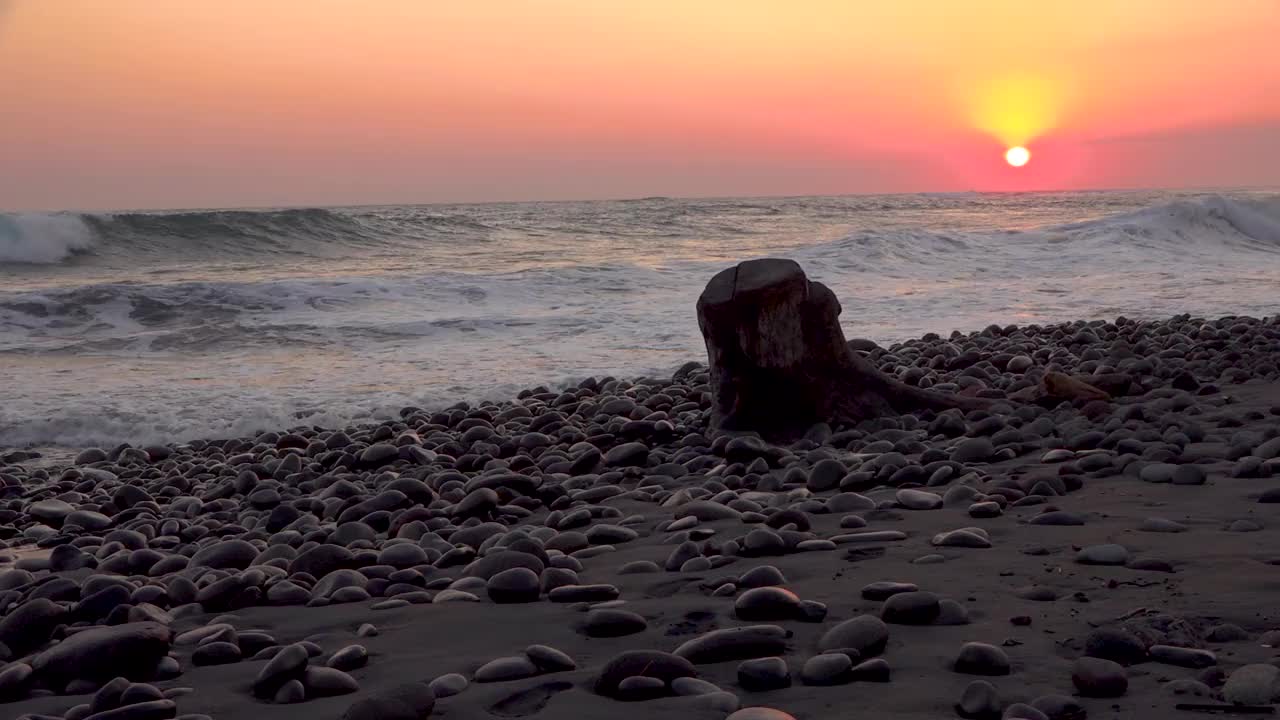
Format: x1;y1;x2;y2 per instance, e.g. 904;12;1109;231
849;657;890;682
1072;656;1127;697
881;591;940;625
525;645;576;673
581;609;647;638
475;656;539;683
486;567;541;604
1139;517;1188;533
674;625;789;664
861;581;917;601
1149;644;1216;668
595;650;696;699
931;528;992;548
817;615;889;657
957;679;1002;719
801;653;852;686
427;673;468;698
954;642;1010;676
327;645;369;672
1084;627;1147;666
1076;544;1129;566
1223;664;1280;705
737;656;791;691
734;587;802;621
726;709;797;720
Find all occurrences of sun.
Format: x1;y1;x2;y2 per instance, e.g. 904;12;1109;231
1005;146;1031;167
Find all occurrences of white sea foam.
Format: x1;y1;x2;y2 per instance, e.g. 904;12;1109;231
1;191;1277;448
0;213;97;264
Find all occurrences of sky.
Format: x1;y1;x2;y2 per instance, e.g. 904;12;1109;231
2;0;1279;211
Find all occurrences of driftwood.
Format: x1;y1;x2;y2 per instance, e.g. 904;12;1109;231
696;258;987;440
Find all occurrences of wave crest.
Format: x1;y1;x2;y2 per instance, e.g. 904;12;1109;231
0;213;97;264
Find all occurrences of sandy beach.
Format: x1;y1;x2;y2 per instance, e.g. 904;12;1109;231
1;311;1279;720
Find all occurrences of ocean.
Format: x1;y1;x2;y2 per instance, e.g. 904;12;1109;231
1;190;1278;449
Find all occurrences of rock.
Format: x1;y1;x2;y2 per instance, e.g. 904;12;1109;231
881;591;941;625
525;645;576;673
738;565;787;588
850;657;891;682
861;581;918;601
304;666;360;697
1205;623;1250;643
486;567;541;603
817;615;888;657
275;679;306;704
1149;644;1216;668
1164;678;1214;697
800;653;852;686
0;662;33;700
327;645;369;672
954;642;1010;676
475;655;539;682
726;709;797;720
581;609;647;638
191;641;242;666
428;673;468;698
0;598;65;657
596;650;696;699
734;587;802;621
1029;694;1085;720
957;680;1003;719
953;438;996;463
1076;544;1129;566
252;642;310;698
674;625;789;664
807;459;846;492
1139;517;1188;533
32;622;172;686
288;544;354;579
1003;703;1050;720
932;528;992;548
1084;627;1147;666
190;540;259;570
1172;465;1206;485
737;657;791;691
616;674;667;700
1072;657;1127;697
895;489;943;510
1223;664;1280;705
605;442;650;467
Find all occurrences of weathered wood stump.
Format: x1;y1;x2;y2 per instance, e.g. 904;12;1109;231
696;258;987;439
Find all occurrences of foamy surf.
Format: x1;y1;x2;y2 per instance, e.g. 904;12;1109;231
1;190;1277;447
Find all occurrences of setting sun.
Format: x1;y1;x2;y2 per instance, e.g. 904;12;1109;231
1005;146;1031;167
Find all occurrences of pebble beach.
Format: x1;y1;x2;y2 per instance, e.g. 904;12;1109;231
4;311;1280;720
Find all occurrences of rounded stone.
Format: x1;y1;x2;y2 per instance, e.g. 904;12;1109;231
954;642;1010;676
581;609;647;638
1223;664;1280;705
486;567;541;604
957;679;1002;719
595;650;696;699
1072;657;1128;698
475;655;540;683
881;591;941;625
817;615;889;657
800;652;852;686
734;587;802;621
737;656;791;691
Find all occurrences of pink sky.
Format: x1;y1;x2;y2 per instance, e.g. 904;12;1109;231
2;1;1278;211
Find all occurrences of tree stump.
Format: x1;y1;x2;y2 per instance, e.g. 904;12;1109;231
696;258;987;439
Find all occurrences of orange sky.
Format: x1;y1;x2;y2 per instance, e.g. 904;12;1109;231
2;0;1279;210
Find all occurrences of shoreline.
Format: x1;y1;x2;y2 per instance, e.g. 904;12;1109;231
1;311;1280;719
